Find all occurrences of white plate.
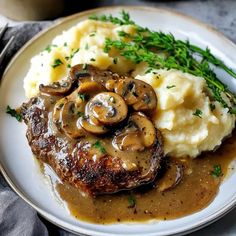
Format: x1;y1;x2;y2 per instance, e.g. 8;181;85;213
1;6;236;236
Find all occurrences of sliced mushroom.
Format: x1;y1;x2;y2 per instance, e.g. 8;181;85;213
157;162;184;192
86;92;128;125
79;116;108;135
113;132;145;151
131;112;156;148
114;78;157;112
70;64;118;85
39;80;72;95
113;112;156;152
77;81;106;95
60;101;86;139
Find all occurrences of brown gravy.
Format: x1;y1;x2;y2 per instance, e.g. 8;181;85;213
40;130;236;224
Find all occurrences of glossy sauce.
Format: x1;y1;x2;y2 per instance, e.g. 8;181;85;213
41;130;236;224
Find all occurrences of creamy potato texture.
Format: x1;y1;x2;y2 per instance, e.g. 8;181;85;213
24;20;235;158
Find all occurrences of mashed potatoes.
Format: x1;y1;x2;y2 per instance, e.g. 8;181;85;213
24;20;235;158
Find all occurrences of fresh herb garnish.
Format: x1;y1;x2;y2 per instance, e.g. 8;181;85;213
67;64;71;68
45;44;57;53
91;11;236;114
64;42;67;47
6;105;22;122
145;68;153;74
70;48;80;58
90;58;96;61
85;43;89;50
89;32;96;37
166;85;176;89
77;111;84;117
211;164;223;177
51;59;63;68
193;109;203;118
93;140;106;154
210;103;216;111
127;193;136;208
78;93;88;101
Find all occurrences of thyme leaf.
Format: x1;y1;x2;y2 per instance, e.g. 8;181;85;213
91;11;236;114
93;140;106;154
6;105;22;122
211;164;223;177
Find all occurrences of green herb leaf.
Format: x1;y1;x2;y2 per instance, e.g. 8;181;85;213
127;193;136;208
166;85;176;89
90;58;96;61
193;109;203;118
70;48;80;58
51;59;63;68
64;42;67;47
89;32;96;37
93;140;106;154
6;105;22;122
78;93;89;101
211;164;223;177
90;11;236;114
45;44;57;53
77;111;84;117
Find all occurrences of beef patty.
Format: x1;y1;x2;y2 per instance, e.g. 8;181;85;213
21;65;164;196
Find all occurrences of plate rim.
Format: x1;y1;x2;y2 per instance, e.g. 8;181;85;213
1;5;236;236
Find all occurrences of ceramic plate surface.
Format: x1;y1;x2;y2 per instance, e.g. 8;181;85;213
1;6;236;236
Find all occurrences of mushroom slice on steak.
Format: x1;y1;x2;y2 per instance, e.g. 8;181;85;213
39;80;72;95
79;116;108;134
86;92;128;125
60;101;85;139
113;112;156;151
114;78;157;112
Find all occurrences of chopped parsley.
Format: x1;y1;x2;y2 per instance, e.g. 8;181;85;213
211;165;223;178
93;140;106;154
77;111;84;117
166;85;176;89
67;64;71;68
6;105;22;122
78;93;89;101
89;32;96;37
90;58;96;62
193;109;202;118
145;68;153;74
51;59;63;68
64;42;67;47
45;44;57;53
70;48;80;58
210;103;216;111
85;43;89;50
127;193;136;208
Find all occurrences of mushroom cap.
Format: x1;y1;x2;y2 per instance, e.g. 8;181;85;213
86;92;128;125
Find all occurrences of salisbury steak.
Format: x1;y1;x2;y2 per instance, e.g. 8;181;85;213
21;65;164;196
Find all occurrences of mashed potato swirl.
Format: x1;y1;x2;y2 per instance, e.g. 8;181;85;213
23;19;235;158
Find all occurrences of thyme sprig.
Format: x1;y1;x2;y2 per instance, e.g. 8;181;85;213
89;11;236;114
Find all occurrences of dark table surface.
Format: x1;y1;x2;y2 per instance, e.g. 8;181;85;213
1;1;236;235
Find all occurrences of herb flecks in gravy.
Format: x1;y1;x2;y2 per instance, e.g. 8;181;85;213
41;130;236;224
